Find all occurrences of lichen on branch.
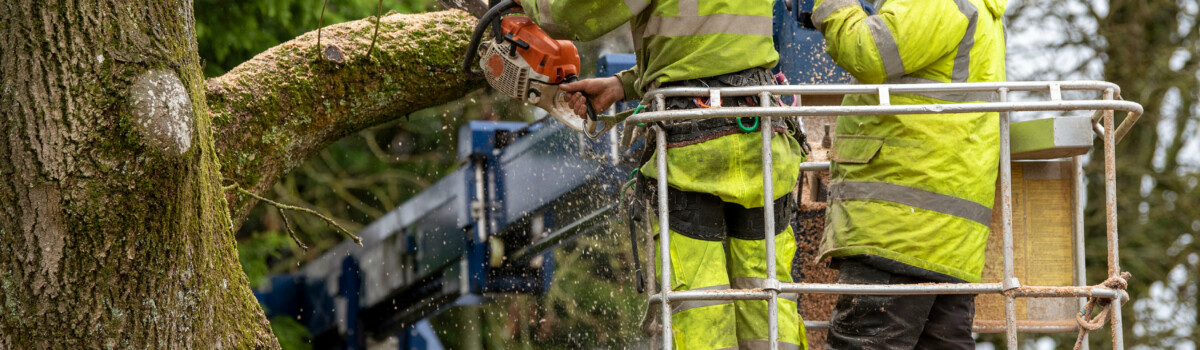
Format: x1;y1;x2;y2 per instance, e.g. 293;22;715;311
206;10;485;222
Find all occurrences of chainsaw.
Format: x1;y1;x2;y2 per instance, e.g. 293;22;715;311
454;0;645;292
461;0;613;138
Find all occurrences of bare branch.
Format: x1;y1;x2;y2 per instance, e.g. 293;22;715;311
227;184;363;246
277;207;309;251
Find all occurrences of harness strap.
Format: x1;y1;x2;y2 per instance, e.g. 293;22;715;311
662;118;789;147
727;193;794;240
662;188;727;241
656;67;794;147
651;186;795;241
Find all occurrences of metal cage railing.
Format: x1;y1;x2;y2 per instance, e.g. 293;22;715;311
627;81;1143;350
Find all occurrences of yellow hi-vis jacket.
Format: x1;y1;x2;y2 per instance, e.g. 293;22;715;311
814;0;1007;282
525;0;803;208
522;0;779;100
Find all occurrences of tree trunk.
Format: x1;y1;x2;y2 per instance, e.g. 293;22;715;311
1;1;270;347
1;0;483;345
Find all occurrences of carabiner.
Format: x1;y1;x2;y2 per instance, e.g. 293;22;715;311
737;116;760;132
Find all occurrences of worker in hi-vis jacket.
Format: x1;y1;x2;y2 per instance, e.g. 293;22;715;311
812;0;1007;348
518;0;810;348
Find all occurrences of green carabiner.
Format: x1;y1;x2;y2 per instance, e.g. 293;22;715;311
633;105;647;126
737;116;760;132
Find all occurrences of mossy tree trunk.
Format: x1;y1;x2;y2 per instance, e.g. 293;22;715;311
0;1;480;347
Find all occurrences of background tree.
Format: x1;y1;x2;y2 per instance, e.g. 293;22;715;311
1005;0;1200;348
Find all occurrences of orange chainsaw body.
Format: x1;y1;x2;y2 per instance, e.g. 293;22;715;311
490;15;580;83
472;12;603;136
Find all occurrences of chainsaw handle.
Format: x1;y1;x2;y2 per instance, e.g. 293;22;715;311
583;97;613;139
579;94;607;138
463;0;519;75
584;94;598;121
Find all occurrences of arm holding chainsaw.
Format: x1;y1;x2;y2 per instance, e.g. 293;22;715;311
560;64;640;116
515;0;645;115
520;0;649;41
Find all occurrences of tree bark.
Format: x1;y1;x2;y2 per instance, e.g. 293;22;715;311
0;1;481;347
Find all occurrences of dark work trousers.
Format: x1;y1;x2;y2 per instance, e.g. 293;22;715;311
825;259;976;350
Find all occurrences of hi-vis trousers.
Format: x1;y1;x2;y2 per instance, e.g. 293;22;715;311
643;130;809;350
654;224;806;350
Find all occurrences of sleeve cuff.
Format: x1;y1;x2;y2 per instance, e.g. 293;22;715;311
615;67;641;101
520;1;539;22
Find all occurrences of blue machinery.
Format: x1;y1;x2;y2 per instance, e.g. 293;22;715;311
253;1;869;348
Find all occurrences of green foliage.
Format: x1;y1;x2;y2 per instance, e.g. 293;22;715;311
194;0;437;77
430;222;646;349
1005;1;1200;348
532;223;645;347
236;230;304;289
269;316;314;350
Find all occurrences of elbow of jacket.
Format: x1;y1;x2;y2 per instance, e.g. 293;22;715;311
569;30;606;42
851;72;886;84
842;64;886;84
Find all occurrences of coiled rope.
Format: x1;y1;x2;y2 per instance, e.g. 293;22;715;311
1073;271;1132;350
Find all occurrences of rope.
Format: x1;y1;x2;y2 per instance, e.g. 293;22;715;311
1073;271;1131;350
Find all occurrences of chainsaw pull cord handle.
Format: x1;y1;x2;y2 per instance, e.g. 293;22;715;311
462;0;519;75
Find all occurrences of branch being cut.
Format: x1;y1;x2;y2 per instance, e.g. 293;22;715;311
206;10;485;222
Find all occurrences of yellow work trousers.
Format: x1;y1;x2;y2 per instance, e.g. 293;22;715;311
654;227;806;350
645;132;809;350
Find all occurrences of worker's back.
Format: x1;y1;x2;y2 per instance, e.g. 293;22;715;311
818;0;1007;283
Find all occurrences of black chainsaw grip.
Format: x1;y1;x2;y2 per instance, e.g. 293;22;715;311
462;0;518;75
584;94;598;121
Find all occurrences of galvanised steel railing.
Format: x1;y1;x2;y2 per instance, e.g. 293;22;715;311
629;81;1143;350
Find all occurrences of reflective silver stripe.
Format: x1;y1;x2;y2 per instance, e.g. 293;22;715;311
739;340;803;350
692;284;732;291
671;299;734;314
644;14;773;37
670;284;734;313
678;0;698;16
883;76;996;102
535;0;564;36
865;16;904;80
536;0;554;26
733;276;766;289
624;0;649;12
813;0;860;32
829;181;992;226
951;0;979;82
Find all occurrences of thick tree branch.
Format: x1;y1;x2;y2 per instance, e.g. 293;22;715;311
206;10;485;222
